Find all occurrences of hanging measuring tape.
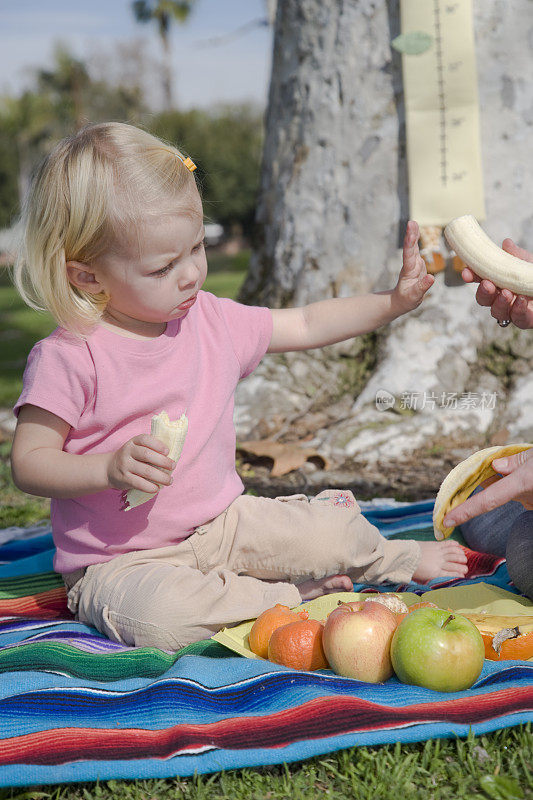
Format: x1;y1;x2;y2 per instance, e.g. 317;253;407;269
393;0;485;273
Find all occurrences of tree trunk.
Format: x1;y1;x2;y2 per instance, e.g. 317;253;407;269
161;28;174;109
240;0;406;307
236;0;533;462
241;0;533;306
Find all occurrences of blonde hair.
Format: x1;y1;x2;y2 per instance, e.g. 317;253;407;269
13;122;198;338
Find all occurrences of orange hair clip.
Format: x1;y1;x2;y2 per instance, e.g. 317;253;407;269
180;156;197;173
156;147;197;173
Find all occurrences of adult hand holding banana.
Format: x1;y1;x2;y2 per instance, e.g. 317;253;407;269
444;215;533;329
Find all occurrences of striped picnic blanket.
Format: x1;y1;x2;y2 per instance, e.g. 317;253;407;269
0;500;531;787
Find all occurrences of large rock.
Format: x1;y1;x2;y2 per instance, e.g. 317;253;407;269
352;274;495;414
234;260;533;467
504;374;533;441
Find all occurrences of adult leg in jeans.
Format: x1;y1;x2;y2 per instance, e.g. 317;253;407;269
459;486;533;599
506;511;533;600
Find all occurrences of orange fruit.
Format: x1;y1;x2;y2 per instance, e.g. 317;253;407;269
408;601;439;612
268;618;329;671
248;604;308;659
481;630;533;661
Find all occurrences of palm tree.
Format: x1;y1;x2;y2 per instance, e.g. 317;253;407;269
36;45;90;131
132;0;195;108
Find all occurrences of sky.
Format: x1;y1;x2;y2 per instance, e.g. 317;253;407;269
0;0;273;110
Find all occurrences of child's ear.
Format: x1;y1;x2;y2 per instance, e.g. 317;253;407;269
66;261;105;295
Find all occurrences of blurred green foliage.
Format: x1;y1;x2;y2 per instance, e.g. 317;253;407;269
0;45;263;233
152;106;263;233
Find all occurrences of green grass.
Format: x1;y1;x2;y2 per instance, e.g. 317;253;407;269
203;269;246;299
203;248;249;300
1;254;532;799
0;439;50;526
0;280;56;406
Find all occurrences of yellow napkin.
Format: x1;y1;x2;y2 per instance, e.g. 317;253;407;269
211;583;533;661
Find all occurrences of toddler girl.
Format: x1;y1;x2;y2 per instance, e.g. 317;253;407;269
10;122;467;650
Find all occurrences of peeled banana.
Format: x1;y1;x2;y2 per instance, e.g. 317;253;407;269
460;612;533;639
433;443;533;540
460;612;533;658
125;410;188;511
444;215;533;296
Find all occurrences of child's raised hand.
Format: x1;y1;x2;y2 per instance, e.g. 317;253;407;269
106;435;176;494
393;220;435;313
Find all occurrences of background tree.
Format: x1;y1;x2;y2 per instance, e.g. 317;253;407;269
236;0;533;450
0;122;19;230
0;66;262;235
36;46;90;131
152;104;263;234
0;45;147;224
240;0;406;308
131;0;196;108
241;0;533;307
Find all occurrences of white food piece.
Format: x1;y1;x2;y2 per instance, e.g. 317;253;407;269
444;214;533;296
125;411;188;511
363;594;409;614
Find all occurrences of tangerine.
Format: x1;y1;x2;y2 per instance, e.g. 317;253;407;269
268;618;329;670
248;604;308;659
396;601;439;624
481;630;533;661
409;601;439;611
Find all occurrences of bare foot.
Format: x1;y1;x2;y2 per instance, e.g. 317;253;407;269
412;541;469;584
298;573;353;601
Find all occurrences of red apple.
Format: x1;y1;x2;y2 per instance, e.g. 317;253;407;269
322;600;399;682
390;607;485;692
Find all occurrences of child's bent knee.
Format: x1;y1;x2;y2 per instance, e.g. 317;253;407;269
96;604;214;650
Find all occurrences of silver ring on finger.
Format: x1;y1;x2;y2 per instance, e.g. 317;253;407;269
497;319;511;327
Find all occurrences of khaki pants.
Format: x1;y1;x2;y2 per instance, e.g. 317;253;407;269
63;490;419;650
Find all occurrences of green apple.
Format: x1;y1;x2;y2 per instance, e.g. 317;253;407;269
390;607;485;692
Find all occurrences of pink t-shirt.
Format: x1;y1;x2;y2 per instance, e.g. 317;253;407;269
14;291;273;574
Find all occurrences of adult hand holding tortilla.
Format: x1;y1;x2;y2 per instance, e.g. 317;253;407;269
443;449;533;529
443;449;533;600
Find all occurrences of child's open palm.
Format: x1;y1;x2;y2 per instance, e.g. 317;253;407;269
393;220;435;313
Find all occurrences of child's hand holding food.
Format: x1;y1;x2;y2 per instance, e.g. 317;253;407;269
106;434;176;495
